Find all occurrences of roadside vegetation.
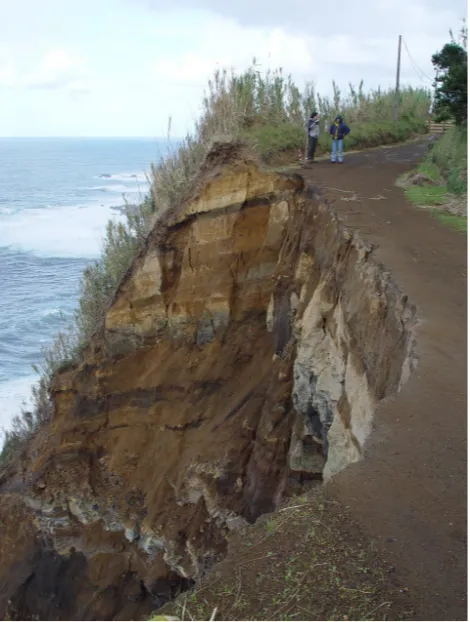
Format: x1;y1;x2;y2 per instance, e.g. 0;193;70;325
402;125;467;232
401;24;467;232
1;63;430;462
240;76;429;162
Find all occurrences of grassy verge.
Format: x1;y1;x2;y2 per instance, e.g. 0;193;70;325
1;64;431;463
428;125;467;195
434;212;468;233
405;185;447;206
400;125;467;233
154;490;413;621
403;180;467;233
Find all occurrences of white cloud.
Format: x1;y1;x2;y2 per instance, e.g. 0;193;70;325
0;0;464;136
151;18;315;88
25;49;88;90
0;61;15;87
0;47;93;93
143;0;465;94
137;0;465;37
148;12;443;103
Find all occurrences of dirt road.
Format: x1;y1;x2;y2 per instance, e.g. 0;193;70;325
301;141;467;621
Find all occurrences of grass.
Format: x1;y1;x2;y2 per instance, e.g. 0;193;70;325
403;178;467;234
1;63;431;463
428;125;467;196
244;87;430;163
405;185;447;206
247;118;428;164
434;212;468;232
416;161;441;182
400;125;467;233
154;490;413;621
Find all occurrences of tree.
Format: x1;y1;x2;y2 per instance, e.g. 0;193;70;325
431;23;468;125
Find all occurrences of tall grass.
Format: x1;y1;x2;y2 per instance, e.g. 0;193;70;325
427;125;468;195
405;124;468;222
1;63;431;462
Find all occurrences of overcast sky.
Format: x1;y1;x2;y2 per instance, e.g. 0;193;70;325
0;0;466;137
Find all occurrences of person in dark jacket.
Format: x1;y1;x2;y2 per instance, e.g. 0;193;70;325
305;111;320;163
329;114;350;163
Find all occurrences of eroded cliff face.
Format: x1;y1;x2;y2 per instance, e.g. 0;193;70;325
0;143;417;620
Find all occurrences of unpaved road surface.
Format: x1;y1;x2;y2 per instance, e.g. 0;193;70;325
301;141;467;621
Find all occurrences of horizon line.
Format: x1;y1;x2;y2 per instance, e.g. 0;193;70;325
0;135;176;139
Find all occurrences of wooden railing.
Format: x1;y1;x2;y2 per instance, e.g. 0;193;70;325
428;120;454;134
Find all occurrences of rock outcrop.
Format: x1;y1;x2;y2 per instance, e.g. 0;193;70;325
0;143;417;620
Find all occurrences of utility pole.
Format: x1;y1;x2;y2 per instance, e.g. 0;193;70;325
394;34;402;124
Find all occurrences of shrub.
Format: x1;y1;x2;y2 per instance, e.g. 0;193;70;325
432;25;468;126
1;328;78;463
428;126;468;195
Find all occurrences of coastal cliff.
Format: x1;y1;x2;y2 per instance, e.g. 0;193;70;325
0;143;416;620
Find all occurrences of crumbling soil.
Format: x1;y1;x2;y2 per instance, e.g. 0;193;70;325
0;141;466;622
161;140;467;622
302;142;467;621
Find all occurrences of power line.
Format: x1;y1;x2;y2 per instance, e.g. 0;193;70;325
402;37;435;84
403;37;466;96
403;38;433;83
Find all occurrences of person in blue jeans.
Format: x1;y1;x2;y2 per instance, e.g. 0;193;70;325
329;115;350;163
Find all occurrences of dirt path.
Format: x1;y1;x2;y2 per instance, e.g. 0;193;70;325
300;141;467;621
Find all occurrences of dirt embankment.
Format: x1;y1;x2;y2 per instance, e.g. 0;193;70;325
0;142;459;621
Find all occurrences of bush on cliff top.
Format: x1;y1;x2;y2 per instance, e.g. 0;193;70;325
1;63;431;462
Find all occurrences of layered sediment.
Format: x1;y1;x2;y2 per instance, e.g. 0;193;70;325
0;143;416;621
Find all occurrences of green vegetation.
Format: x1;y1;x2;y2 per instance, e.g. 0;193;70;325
415;161;441;182
403;20;467;230
434;212;467;233
428;125;468;196
402;125;467;232
432;22;467;125
0;63;431;463
399;23;469;233
239;73;430;161
405;185;447;206
405;23;468;233
402;22;468;232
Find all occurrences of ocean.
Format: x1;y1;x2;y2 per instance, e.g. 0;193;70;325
0;137;168;440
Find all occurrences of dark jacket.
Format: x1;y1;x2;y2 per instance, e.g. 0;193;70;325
329;117;350;140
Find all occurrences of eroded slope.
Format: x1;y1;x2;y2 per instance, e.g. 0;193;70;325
0;143;416;620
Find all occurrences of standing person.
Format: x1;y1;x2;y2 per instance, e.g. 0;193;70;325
305;111;320;163
329;114;350;163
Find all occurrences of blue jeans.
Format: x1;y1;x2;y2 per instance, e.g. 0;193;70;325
331;139;344;162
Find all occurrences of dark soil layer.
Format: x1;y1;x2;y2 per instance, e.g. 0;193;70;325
304;142;467;621
161;140;467;622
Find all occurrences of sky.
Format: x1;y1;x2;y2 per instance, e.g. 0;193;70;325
0;0;466;137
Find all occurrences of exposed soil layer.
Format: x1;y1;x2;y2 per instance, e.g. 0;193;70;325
300;142;467;621
0;141;466;621
160;142;467;622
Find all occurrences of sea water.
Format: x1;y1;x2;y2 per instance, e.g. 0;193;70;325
0;137;168;439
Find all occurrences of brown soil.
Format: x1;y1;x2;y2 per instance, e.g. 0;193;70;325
303;143;467;621
1;141;466;622
160;488;415;621
161;140;467;622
